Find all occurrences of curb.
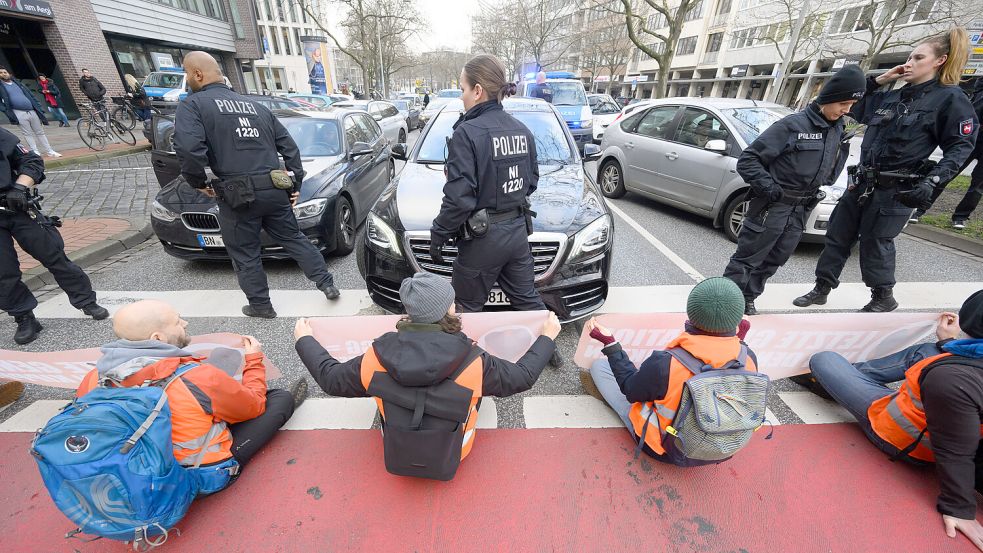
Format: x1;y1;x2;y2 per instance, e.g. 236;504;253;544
44;144;151;170
903;223;983;258
23;216;153;291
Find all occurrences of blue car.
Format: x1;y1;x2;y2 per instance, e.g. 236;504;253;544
520;71;593;152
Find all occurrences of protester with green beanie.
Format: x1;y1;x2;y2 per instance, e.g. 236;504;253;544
584;278;757;465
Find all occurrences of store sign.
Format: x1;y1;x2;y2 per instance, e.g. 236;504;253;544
151;52;176;70
966;23;983;76
0;0;53;19
730;64;749;78
594;75;610;82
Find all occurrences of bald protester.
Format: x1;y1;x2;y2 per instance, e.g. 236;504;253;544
76;300;307;495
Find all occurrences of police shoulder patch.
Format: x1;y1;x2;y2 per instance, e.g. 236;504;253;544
961;119;974;137
17;144;30;154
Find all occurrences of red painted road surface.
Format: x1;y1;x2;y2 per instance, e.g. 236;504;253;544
1;424;978;552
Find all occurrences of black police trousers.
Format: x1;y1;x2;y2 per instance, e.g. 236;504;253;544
452;217;546;312
723;198;806;300
0;210;96;317
228;389;294;467
216;187;334;308
927;143;983;221
815;186;913;290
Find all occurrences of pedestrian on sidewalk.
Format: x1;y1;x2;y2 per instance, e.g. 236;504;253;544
174;51;340;318
294;272;560;480
36;74;70;127
723;65;866;315
124;73;152;122
78;68;109;124
0;67;61;158
0;127;108;344
804;290;983;551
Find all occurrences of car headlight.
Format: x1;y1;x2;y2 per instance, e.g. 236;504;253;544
820;186;843;204
293;198;327;220
151;200;178;222
580;119;593;129
567;214;611;264
366;211;403;258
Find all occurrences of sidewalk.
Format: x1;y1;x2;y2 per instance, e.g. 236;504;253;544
2;121;150;169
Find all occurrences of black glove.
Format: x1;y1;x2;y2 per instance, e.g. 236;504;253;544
429;233;446;264
766;187;784;203
5;184;31;212
895;179;934;209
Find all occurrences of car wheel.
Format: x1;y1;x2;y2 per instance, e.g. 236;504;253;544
398;129;406;144
333;196;356;256
723;193;750;243
598;160;627;198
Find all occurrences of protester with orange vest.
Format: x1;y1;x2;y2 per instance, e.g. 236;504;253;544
294;272;561;480
585;277;756;465
807;290;983;551
76;299;306;495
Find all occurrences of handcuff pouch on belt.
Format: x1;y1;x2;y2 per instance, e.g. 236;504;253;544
211;176;255;209
849;160;936;207
459;204;532;241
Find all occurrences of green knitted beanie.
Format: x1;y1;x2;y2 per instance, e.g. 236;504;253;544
686;277;745;333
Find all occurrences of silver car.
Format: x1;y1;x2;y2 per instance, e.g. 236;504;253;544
597;98;848;243
332;100;409;147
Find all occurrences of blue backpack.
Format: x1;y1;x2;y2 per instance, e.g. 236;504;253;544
31;363;202;549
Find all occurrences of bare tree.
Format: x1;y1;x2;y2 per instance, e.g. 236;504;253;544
472;2;525;81
516;0;577;70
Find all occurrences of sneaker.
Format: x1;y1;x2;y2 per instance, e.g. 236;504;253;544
793;283;832;307
953;219;967;230
290;378;309;409
46;151;62;158
744;299;758;316
81;303;109;320
0;380;25;409
908;211;923;224
13;312;43;345
860;288;898;313
320;285;340;301
242;304;277;318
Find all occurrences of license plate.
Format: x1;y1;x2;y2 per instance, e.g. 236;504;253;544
197;234;225;248
485;289;512;306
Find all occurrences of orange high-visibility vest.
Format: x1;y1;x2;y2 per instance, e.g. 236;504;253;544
868;352;983;462
628;333;758;455
359;346;484;459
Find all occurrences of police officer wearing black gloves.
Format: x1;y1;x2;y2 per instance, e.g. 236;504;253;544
430;54;546;314
174;52;339;319
795;28;979;313
723;65;866;315
0;128;108;345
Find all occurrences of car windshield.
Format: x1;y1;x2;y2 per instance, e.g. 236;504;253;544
423;98;453;112
394;100;410;110
438;89;462;98
592;99;620;114
544;82;587;106
279;118;342;157
723;107;794;143
143;73;183;88
416;110;573;164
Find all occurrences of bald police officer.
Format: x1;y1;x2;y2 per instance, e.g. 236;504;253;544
174;52;339;318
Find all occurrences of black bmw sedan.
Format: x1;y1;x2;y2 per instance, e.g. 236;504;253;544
359;98;614;321
149;108;394;260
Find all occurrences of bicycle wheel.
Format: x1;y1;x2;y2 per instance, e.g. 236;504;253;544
111;120;137;145
112;105;137;130
77;119;106;151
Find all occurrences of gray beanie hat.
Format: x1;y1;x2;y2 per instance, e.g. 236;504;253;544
686;277;745;334
399;272;456;324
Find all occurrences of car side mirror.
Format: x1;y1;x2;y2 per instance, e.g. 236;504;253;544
705;139;727;154
350;142;374;158
391;143;408;160
583;143;601;161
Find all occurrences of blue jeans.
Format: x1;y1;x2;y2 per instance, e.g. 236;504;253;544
808;342;940;464
47;105;68;125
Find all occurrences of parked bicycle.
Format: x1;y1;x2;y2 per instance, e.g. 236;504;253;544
77;101;137;151
110;95;160;130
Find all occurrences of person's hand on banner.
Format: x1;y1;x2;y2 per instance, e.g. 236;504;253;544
541;312;561;340
585;317;615;346
241;335;263;355
294;318;315;341
936;312;961;341
943;514;983;552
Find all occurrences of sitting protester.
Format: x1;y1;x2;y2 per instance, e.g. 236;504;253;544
586;277;766;466
806;290;983;551
294;272;561;480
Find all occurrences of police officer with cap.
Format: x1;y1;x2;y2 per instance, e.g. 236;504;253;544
0;127;108;345
430;53;545;315
174;51;339;319
723;65;866;315
795;28;978;312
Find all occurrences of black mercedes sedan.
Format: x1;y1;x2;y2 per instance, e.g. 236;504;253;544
359;98;614;321
149;108;394;260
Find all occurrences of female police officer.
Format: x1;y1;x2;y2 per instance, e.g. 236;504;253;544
723;65;866;315
795;28;978;313
430;54;546;314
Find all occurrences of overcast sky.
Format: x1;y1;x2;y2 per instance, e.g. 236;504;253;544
409;0;476;52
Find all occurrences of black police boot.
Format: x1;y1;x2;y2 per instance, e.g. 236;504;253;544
744;299;758;316
81;303;110;320
320;284;340;301
861;287;898;313
242;304;277;319
793;282;832;307
290;378;309;409
13;312;43;345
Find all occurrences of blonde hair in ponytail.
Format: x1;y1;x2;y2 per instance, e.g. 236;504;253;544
919;27;970;86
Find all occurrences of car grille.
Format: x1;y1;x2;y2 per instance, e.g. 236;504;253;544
181;212;220;232
560;282;607;313
404;231;566;282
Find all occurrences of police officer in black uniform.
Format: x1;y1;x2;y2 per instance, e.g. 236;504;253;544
174;52;339;319
724;66;867;315
795;29;979;312
0;128;108;344
430;54;546;315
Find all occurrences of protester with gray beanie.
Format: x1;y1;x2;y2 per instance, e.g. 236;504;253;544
293;272;561;480
725;65;866;315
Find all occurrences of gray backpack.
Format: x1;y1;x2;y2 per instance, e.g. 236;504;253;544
656;345;770;464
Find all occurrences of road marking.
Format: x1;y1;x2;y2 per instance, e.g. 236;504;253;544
606;201;705;282
47;167;154;173
523;395;625;428
777;392;855;424
476;399;498;429
0;400;69;432
282;398;378;430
